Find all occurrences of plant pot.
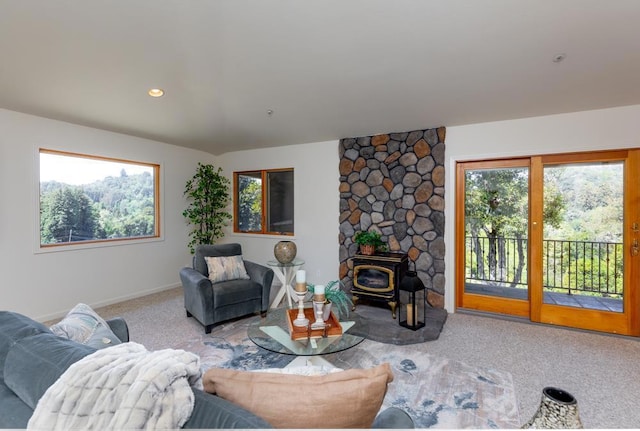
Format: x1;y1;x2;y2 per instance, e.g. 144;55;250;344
360;244;376;255
274;241;297;264
522;387;583;429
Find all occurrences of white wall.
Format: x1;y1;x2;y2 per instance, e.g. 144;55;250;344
217;141;340;287
0;109;215;321
217;104;640;313
5;103;639;320
444;104;640;311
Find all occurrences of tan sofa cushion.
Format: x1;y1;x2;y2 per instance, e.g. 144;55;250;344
203;363;393;428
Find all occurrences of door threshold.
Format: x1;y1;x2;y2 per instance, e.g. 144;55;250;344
456;308;530;324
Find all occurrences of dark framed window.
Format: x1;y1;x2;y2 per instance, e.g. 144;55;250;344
39;149;160;247
234;168;294;235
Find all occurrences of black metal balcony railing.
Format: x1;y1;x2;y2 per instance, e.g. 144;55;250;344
465;236;624;298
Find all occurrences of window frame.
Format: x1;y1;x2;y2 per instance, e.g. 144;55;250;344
37;148;162;252
233;168;294;236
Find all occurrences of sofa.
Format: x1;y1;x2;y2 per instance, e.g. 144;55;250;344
0;311;414;429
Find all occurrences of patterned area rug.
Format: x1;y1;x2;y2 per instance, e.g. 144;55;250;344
175;315;520;429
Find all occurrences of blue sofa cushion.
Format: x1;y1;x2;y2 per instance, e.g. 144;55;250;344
194;243;243;277
213;279;263;305
183;388;272;429
0;382;32;429
4;332;95;409
0;311;50;371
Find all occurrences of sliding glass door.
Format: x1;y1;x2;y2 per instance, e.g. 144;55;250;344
531;151;638;335
457;150;640;336
456;159;531;318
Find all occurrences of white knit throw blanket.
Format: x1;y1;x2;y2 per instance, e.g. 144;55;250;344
28;342;201;430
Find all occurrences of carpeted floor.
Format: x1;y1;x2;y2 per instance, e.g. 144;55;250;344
92;286;640;429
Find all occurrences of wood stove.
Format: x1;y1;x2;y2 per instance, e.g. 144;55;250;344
351;252;408;318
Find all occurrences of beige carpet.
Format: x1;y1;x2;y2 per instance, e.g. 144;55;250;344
92;287;640;429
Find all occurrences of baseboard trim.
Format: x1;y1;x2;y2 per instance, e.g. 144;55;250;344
37;283;182;323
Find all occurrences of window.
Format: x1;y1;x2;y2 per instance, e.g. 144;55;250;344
234;168;294;235
39;149;160;247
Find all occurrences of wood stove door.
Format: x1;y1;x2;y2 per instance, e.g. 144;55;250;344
353;265;395;295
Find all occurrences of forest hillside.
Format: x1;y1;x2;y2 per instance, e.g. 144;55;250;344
40;170;155;244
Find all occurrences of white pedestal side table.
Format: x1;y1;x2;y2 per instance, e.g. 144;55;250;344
267;258;305;309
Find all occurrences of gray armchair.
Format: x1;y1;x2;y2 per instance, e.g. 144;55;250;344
180;243;274;333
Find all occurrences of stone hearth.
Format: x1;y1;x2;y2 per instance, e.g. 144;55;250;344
338;128;446;308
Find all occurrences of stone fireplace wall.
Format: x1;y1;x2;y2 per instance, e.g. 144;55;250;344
338;127;446;308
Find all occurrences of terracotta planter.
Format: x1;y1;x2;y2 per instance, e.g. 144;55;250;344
360;244;376;255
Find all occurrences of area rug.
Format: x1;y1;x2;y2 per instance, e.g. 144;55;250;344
175;315;521;429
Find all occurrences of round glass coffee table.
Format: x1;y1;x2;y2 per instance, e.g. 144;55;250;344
247;307;368;359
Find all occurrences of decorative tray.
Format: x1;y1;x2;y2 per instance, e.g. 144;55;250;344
286;308;343;341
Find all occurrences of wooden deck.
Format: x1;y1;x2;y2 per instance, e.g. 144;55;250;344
465;283;623;312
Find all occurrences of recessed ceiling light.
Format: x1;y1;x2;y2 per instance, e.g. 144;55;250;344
148;88;165;97
552;53;567;63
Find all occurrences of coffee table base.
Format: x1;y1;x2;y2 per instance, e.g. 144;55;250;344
285;355;336;370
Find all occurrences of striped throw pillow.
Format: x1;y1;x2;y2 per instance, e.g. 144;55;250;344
204;255;250;283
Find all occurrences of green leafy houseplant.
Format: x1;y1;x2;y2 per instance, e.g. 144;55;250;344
307;280;353;319
353;230;386;255
183;163;232;254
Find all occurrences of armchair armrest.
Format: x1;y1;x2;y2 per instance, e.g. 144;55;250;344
180;267;215;322
244;260;274;311
106;317;129;342
180;267;214;292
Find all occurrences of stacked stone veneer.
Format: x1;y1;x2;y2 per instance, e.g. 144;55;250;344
338;127;446;308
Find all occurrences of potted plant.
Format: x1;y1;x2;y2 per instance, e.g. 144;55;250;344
353;230;386;255
307;280;353;319
183;163;232;254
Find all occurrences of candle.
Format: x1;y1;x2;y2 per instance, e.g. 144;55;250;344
296;270;306;283
294;270;307;293
313;284;325;302
407;303;414;326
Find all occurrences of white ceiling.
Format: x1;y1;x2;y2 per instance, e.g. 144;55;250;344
2;0;640;155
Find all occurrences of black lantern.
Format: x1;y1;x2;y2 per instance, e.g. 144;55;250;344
398;263;426;330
